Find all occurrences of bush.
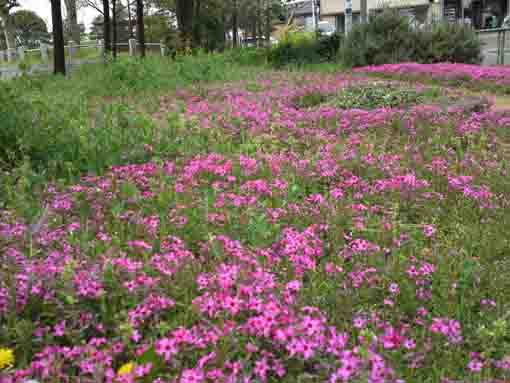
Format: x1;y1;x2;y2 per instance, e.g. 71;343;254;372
268;32;321;67
413;23;482;64
341;10;482;67
0;83;33;167
341;10;415;67
317;32;344;62
268;31;342;68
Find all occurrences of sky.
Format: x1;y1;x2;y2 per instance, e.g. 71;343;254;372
18;0;99;31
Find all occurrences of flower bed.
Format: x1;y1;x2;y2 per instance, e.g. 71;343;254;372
2;73;510;383
355;63;510;89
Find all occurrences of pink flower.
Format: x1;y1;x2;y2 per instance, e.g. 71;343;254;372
389;283;400;295
155;338;178;361
423;225;436;238
467;359;483;373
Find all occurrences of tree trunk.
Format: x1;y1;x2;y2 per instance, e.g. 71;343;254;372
265;0;271;47
103;0;111;55
127;0;134;38
257;0;262;47
136;0;145;57
63;0;80;44
176;0;194;47
232;0;238;47
1;2;17;58
112;0;117;58
0;12;16;54
221;10;227;50
192;0;201;47
2;19;15;51
51;0;66;75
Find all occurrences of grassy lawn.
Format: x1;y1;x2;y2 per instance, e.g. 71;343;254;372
1;55;510;382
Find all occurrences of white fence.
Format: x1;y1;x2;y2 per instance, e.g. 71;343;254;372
0;39;166;65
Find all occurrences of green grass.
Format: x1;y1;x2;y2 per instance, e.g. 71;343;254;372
0;53;263;195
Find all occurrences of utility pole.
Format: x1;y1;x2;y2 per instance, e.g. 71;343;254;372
361;0;367;23
311;0;316;31
345;0;353;33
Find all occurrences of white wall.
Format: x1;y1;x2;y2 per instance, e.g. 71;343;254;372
320;0;431;14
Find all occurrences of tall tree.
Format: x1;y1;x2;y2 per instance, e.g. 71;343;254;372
112;0;117;58
63;0;80;43
257;0;262;46
264;0;271;45
102;0;111;54
126;0;134;38
176;0;193;46
232;0;238;47
50;0;66;75
136;0;145;57
0;0;19;56
12;9;49;48
192;0;201;46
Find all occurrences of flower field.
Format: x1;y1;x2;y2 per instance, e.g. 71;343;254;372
355;63;510;92
2;69;510;383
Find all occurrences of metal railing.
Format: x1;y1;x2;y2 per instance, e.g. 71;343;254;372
0;39;166;67
475;27;509;65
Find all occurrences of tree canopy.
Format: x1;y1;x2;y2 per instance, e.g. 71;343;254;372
12;9;49;48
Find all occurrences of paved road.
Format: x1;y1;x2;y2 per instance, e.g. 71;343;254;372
479;31;510;65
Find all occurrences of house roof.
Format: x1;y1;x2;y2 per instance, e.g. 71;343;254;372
285;1;314;16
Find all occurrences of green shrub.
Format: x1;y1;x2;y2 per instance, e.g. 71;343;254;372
341;10;414;67
268;32;321;68
413;23;482;64
341;10;482;67
0;83;33;167
268;31;342;68
317;32;344;62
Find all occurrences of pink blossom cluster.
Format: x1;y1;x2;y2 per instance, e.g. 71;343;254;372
1;70;510;382
355;63;510;86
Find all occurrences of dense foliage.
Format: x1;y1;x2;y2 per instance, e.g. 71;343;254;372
341;10;415;68
341;10;482;67
268;31;343;68
412;22;483;64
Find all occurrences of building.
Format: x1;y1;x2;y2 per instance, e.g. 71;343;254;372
444;0;509;28
283;0;319;31
319;0;508;30
320;0;443;32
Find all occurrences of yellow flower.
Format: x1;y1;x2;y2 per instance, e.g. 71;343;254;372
117;362;135;376
0;348;14;370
